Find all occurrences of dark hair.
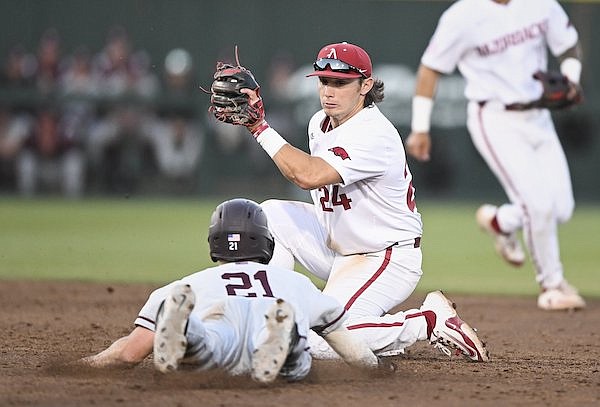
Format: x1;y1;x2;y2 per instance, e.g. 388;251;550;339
363;78;384;107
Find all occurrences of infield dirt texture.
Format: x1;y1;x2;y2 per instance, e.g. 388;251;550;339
1;280;598;406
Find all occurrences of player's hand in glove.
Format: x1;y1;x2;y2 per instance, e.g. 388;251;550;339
532;70;583;110
208;48;268;135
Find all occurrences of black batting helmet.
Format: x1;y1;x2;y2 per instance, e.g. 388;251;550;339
208;198;274;264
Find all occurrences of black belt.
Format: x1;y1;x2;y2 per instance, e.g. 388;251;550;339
478;100;539;111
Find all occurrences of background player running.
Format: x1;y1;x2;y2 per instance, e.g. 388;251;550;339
407;0;585;310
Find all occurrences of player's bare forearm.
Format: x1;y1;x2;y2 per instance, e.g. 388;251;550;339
323;328;378;368
80;336;134;367
80;327;154;368
407;64;440;161
415;64;441;98
272;144;342;190
241;86;342;189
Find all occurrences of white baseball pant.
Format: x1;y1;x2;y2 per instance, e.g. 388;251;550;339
467;101;574;289
261;199;429;356
182;297;310;380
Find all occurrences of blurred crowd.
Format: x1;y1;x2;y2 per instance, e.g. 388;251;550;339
0;26;207;198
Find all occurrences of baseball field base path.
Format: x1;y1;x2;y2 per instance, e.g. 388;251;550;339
1;280;598;406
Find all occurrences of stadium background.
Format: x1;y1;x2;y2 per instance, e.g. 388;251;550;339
1;0;598;202
1;2;600;405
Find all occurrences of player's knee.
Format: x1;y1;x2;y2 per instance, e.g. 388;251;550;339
526;203;554;226
259;199;287;224
556;199;574;224
527;200;573;226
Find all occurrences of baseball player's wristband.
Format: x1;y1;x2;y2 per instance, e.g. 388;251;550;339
256;127;288;158
560;57;581;85
251;120;270;138
411;95;433;133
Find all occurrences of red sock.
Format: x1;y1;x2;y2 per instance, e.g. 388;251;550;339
422;310;436;339
491;216;505;235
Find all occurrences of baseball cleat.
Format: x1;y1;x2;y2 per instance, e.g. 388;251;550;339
421;291;490;362
251;298;295;383
153;284;195;373
476;204;525;267
538;280;586;311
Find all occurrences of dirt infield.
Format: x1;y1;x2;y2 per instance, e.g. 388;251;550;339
1;280;598;407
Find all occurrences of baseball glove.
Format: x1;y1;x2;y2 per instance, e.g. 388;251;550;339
207;48;265;128
532;70;582;110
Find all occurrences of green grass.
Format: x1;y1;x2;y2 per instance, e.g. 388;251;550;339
1;197;599;298
416;202;600;298
0;198;221;283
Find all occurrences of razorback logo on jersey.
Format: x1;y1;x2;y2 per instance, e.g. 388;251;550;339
328;146;350;160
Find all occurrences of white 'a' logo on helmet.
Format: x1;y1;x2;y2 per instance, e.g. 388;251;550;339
326;48;338;59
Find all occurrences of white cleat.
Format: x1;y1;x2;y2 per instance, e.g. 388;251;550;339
421;291;490;362
153;284;196;373
538;280;586;311
476;204;525;267
251;298;295;384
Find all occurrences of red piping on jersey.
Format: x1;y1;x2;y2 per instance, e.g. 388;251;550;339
477;105;538;274
344;246;393;311
346;311;423;330
321;116;333;133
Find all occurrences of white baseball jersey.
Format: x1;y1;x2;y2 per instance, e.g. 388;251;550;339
422;0;578;104
135;261;348;377
307;104;422;255
135;261;346;335
262;104;426;359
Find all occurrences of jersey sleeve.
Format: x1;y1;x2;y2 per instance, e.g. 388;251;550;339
545;0;578;56
421;5;471;74
134;281;179;331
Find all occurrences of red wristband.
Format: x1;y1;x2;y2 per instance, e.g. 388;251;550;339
251;121;270;138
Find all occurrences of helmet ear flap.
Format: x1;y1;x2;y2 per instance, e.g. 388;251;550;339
256;234;276;265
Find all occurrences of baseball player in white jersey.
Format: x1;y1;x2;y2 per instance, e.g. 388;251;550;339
406;0;585;311
80;198;379;383
226;42;489;362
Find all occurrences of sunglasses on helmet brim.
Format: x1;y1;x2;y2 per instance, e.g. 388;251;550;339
313;58;367;78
